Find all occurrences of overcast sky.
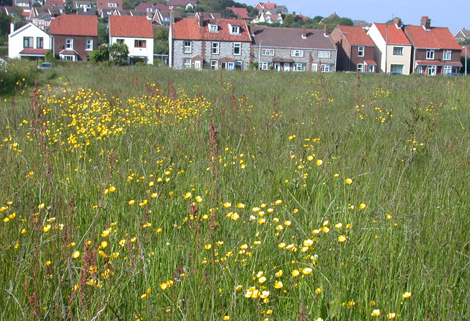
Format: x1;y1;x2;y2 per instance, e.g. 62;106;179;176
243;0;467;35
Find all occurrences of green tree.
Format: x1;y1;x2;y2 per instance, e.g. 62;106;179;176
89;45;109;63
154;26;168;55
283;14;295;25
98;23;108;45
0;13;12;38
109;42;129;65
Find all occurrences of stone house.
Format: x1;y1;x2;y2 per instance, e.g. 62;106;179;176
250;25;337;72
170;14;252;70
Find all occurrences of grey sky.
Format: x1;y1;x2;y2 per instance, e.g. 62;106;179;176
243;0;467;35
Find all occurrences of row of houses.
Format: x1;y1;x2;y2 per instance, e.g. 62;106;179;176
7;13;464;75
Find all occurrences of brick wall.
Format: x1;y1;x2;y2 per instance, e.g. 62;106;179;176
54;35;97;61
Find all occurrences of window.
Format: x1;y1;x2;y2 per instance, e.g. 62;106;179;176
210;60;218;70
183;58;191;68
318;51;330;58
417;65;425;74
321;64;332;72
60;55;76;61
117;39;124;44
233;43;241;55
86;39;93;51
65;38;73;49
262;49;274;56
231;25;240;34
194;61;202;69
443;50;452;60
358;46;364;57
311;63;318;72
209;24;218;33
293;63;305;72
23;37;33;48
36;37;43;49
184;41;191;54
135;40;146;48
235;61;243;70
109;3;117;7
443;65;452;74
390;64;403;74
427;65;436;76
393;47;403;55
211;42;219;54
368;65;375;73
357;63;363;72
426;49;435;60
260;62;269;70
291;50;304;57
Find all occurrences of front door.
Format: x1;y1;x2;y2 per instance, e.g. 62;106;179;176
283;63;290;71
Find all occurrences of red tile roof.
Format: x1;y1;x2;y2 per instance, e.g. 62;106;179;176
50;15;97;36
404;25;461;50
258;2;276;10
335;25;375;46
226;6;250;19
173;18;252;42
374;23;410;45
109;15;154;38
364;60;377;65
20;48;48;55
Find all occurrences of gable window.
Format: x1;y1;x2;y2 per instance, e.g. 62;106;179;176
86;39;93;51
65;38;73;49
233;43;241;55
393;47;403;55
318;51;330;58
358;46;364;57
443;50;452;60
183;58;191;68
426;49;435;60
262;48;274;56
293;63;305;72
212;42;219;54
230;25;240;35
135;40;146;48
23;37;33;48
36;37;43;49
209;24;218;33
184;41;191;54
291;50;304;57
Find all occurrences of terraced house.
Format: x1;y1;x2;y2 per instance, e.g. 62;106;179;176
251;25;337;72
170;14;252;70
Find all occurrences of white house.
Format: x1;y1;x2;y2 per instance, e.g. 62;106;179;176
8;22;52;60
109;15;154;65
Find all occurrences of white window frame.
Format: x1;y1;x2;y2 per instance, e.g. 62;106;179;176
443;65;452;74
211;60;218;70
318;51;330;58
261;48;274;56
24;36;33;48
311;63;318;72
135;40;146;48
235;61;243;70
427;65;436;76
212;42;219;54
231;25;240;35
426;49;435;60
184;41;191;54
417;65;425;74
293;63;305;72
368;65;375;73
321;64;331;72
108;3;117;7
86;39;93;51
393;47;403;55
194;60;202;70
443;50;452;60
209;24;218;33
357;63;363;72
36;37;43;49
65;38;73;49
390;64;404;74
291;50;304;57
259;62;269;70
233;43;241;55
358;46;364;57
60;55;76;61
183;58;191;69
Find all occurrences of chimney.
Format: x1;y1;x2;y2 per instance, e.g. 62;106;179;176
170;10;175;24
393;18;401;27
198;13;203;28
301;25;307;39
324;24;329;36
10;22;15;34
421;16;431;30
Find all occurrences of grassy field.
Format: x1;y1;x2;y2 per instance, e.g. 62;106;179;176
0;66;469;320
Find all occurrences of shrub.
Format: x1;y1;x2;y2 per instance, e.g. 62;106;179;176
0;58;39;94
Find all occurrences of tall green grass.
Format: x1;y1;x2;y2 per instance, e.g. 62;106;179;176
0;67;469;320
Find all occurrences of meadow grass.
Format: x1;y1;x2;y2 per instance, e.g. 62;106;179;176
0;66;469;320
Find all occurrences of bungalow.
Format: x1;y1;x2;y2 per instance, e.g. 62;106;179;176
404;17;462;75
109;15;154;64
170;14;252;70
8;22;52;60
250;24;337;72
50;15;98;61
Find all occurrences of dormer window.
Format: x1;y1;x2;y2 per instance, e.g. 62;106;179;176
209;24;218;33
229;24;240;35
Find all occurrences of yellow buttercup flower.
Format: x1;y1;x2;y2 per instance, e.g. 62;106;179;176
402;292;412;298
371;309;381;316
345;178;353;184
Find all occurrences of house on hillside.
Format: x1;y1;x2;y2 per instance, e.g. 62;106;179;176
167;0;197;11
226;6;250;20
98;0;122;19
330;25;377;72
250;25;337;72
404;17;462;75
50;15;98;61
109;15;154;64
254;2;288;15
153;10;182;27
454;29;470;43
170;14;252;70
367;19;412;74
8;22;52;60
